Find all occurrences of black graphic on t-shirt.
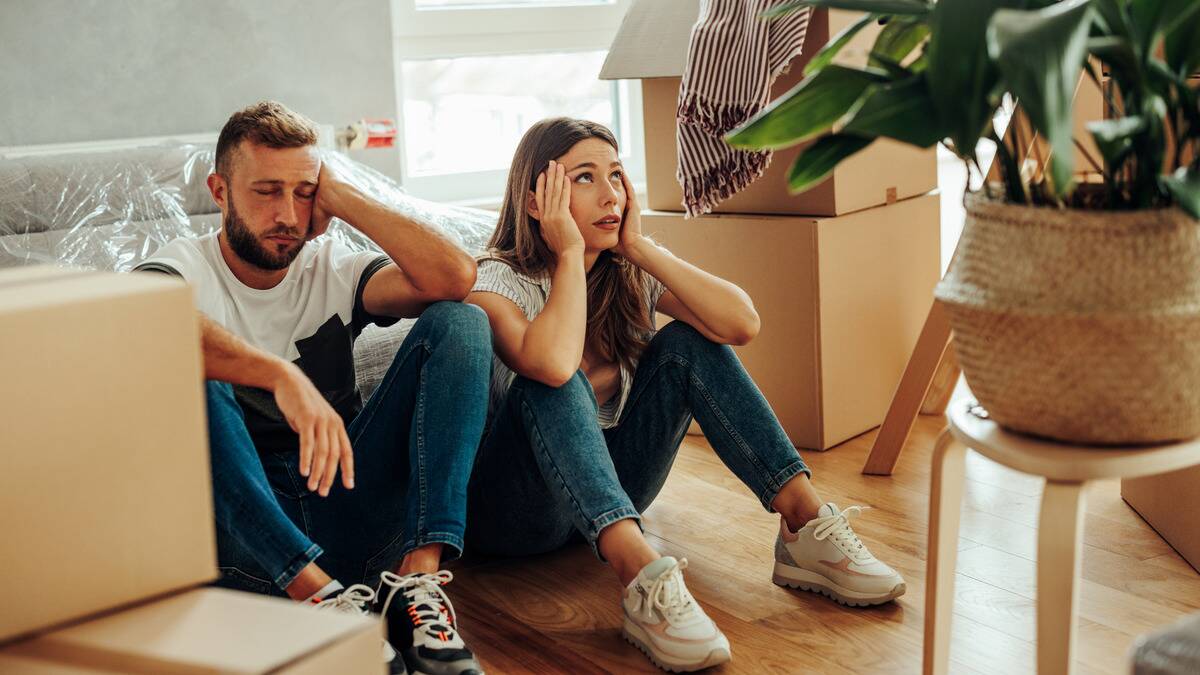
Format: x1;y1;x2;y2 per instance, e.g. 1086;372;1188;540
234;314;362;455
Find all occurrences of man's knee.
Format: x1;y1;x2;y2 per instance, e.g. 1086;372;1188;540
205;380;243;423
206;379;235;400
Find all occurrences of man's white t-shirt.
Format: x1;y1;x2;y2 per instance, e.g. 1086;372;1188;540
135;232;393;454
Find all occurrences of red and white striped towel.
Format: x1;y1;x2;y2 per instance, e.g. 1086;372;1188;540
676;0;812;217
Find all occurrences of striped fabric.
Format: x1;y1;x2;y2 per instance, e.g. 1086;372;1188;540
676;0;812;217
472;257;666;429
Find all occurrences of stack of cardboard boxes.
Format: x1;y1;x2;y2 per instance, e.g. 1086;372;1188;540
1120;74;1200;575
601;0;941;450
0;267;383;673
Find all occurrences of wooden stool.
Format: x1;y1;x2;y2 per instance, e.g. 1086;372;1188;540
923;400;1200;675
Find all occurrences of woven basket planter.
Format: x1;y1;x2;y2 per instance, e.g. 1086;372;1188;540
935;192;1200;445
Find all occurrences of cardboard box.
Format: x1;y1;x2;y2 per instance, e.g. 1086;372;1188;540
1122;469;1200;573
1073;67;1106;174
6;588;384;674
601;1;938;216
0;266;216;642
645;193;941;450
0;652;122;673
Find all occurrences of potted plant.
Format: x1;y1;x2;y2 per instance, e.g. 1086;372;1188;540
727;0;1200;444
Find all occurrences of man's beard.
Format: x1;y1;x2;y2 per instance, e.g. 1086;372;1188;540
224;195;307;271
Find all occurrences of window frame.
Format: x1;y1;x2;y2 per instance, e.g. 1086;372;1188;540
390;0;644;205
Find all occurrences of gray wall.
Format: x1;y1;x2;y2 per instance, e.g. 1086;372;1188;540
0;0;402;178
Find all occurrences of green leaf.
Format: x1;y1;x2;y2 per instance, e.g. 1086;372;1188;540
1089;35;1140;86
788;134;875;193
842;74;944;146
988;0;1096;195
1087;116;1146;167
725;65;887;151
867;52;914;79
1128;0;1200;65
762;0;931;20
804;12;880;76
1090;0;1131;38
1161;167;1200;219
1163;1;1200;77
926;0;1031;163
870;15;931;70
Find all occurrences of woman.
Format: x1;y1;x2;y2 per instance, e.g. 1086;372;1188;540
465;118;904;672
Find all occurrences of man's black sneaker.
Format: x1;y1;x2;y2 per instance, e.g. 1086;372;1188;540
376;571;483;675
313;583;408;674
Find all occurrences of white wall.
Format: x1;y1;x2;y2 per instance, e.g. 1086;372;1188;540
0;0;402;178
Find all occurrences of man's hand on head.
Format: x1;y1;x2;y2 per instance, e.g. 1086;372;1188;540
308;157;365;241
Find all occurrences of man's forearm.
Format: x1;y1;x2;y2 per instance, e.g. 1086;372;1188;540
333;188;475;297
200;313;289;390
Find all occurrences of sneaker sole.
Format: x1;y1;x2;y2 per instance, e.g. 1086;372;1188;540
621;619;731;672
772;562;906;607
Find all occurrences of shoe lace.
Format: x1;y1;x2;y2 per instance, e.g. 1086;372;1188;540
313;584;397;662
812;505;873;564
314;583;376;615
379;570;459;639
647;558;700;625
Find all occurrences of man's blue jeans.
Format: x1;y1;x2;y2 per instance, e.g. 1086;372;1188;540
206;302;492;594
466;320;811;558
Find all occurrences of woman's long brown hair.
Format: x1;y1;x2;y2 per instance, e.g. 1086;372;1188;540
487;117;654;372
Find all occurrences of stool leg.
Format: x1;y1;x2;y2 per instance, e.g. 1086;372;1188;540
1036;480;1086;675
923;428;967;675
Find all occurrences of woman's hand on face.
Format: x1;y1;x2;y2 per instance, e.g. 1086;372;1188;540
536;160;586;259
614;169;649;260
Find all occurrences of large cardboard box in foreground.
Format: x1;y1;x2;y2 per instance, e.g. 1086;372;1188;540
6;588;384;674
600;0;937;216
0;652;121;673
1122;469;1200;573
0;266;216;642
645;193;940;450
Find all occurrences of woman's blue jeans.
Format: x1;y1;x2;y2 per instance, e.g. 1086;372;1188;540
466;320;810;559
205;302;492;594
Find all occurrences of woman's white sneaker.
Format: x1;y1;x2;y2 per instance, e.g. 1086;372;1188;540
621;557;731;672
772;503;906;607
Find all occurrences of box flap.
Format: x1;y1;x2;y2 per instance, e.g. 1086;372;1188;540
0;652;123;674
0;264;86;289
0;269;187;315
599;0;699;80
15;588;380;674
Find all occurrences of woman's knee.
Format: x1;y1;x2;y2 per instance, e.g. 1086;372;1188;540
417;301;492;344
512;370;598;411
652;320;729;360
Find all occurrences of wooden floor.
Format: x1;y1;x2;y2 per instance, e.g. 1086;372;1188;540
446;403;1200;674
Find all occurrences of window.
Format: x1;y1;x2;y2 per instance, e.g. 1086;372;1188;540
391;0;642;205
415;0;609;8
402;51;617;178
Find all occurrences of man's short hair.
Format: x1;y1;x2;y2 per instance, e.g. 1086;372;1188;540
214;101;319;178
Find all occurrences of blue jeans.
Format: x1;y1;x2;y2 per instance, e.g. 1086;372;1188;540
206;302;492;594
466;320;810;558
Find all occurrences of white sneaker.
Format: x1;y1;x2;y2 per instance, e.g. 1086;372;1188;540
621;557;731;672
313;583;405;672
773;503;906;607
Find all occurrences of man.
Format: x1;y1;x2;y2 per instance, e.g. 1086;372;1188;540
135;101;490;675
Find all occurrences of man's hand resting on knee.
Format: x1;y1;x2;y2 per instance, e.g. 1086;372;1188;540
200;314;354;497
271;361;355;497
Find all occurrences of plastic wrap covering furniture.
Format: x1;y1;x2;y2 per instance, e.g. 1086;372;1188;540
1131;612;1200;674
0;144;498;400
